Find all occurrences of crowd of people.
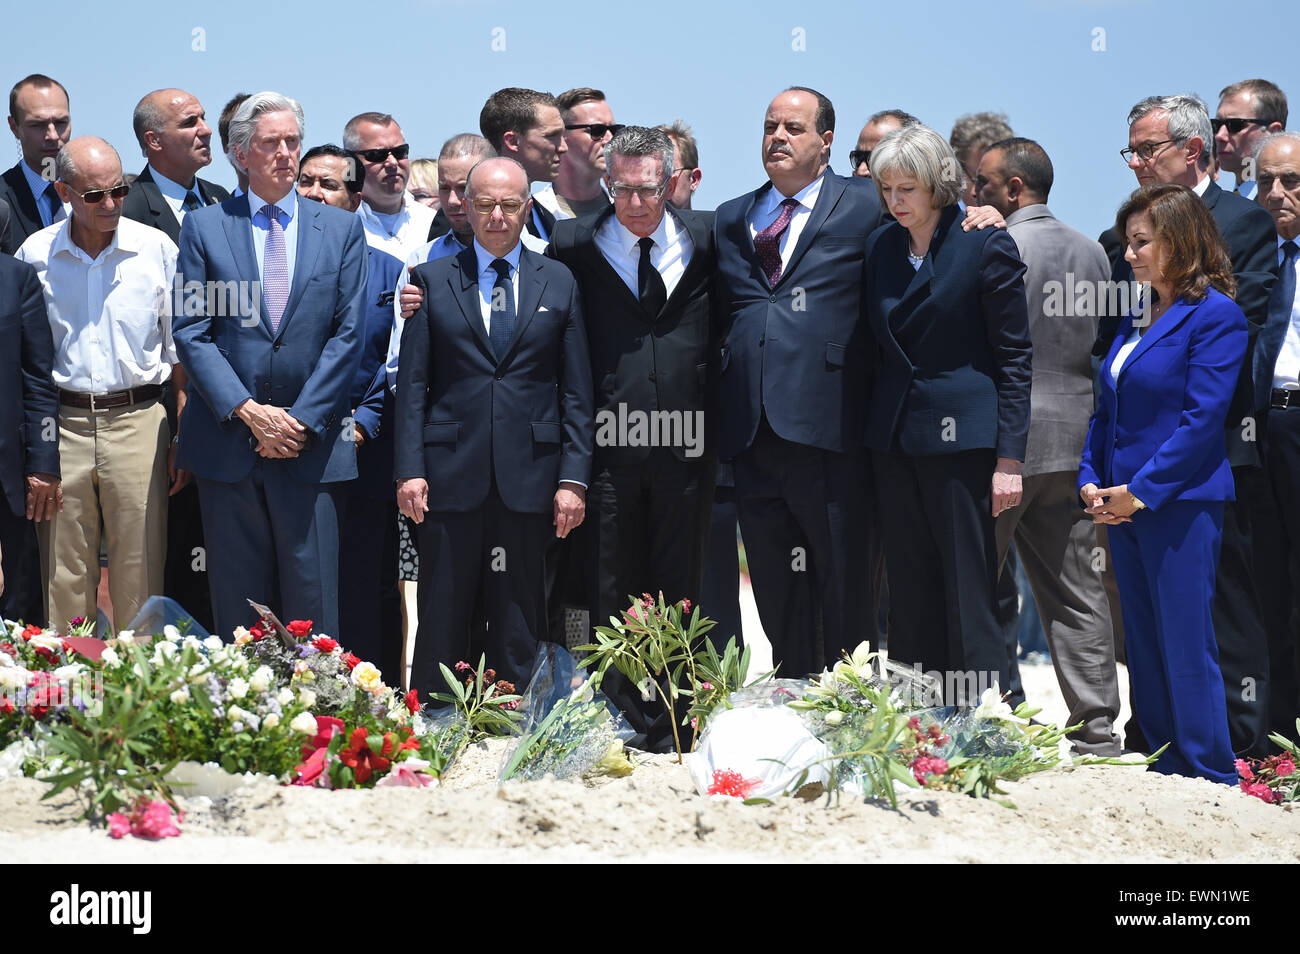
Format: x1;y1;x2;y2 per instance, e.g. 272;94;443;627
1;71;1298;782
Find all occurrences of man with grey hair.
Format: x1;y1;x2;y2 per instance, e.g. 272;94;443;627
1216;80;1288;201
949;111;1012;204
1248;129;1300;739
173;91;368;640
851;108;919;178
343;111;435;260
548;125;718;750
16;136;179;632
1096;92;1279;757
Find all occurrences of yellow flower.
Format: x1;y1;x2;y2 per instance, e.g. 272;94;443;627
351;662;382;692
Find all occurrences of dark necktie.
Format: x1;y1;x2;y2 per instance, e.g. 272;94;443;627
183;190;203;212
489;258;516;360
42;182;61;225
1258;239;1300;406
637;236;668;315
754;197;800;286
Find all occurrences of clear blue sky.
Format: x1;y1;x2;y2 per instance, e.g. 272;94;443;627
9;0;1297;238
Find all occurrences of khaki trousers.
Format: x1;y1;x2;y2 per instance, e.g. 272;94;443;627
38;399;169;631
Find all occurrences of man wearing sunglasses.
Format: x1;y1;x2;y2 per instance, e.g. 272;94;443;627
15;137;179;634
394;156;593;698
1215;80;1287;202
533;88;619;223
343;111;435;261
849;108;918;179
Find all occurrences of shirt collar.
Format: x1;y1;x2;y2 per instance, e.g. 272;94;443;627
360;192;412;225
763;173;824;214
473;237;523;277
148;164;198;202
48;215;124;264
610;207;674;258
21;160;54;201
1279;233;1300;253
247;186;297;223
1192;174;1212;198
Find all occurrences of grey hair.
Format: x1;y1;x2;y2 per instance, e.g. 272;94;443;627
603;125;674;182
869;123;964;209
342;112;396;151
1128;94;1213;161
949;111;1012;165
465;155;529;197
439;133;496;162
227;91;305;165
1254;129;1300;159
55;137;120;185
131;92;167;156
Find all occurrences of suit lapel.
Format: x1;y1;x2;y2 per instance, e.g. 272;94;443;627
137;168;180;241
583;206;644;315
274;198;323;339
505;247;547;360
4;163;45;237
220;194;271;337
1115;298;1195;381
776;171;843;288
451;246;494;358
660;207;710;318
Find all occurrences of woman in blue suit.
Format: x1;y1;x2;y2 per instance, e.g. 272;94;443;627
1080;183;1244;784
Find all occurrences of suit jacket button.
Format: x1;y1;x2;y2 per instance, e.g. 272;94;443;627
758;337;765;347
273;342;281;351
495;372;504;381
648;371;657;382
769;295;777;303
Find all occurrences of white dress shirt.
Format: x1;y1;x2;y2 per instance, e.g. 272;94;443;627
357;192;436;261
247;186;299;293
21;159;69;228
1271;236;1300;390
594;207;693;301
1192;174;1212;198
16;217;178;392
472;239;522;336
746;174;824;272
148;164;205;228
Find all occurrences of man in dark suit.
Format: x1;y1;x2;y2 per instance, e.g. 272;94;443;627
1251;130;1300;739
712;87;886;678
548;126;717;749
477;89;565;244
0;253;59;625
395;156;593;698
173;91;367;641
2;75;71;254
0;198;13;255
1097;94;1278;756
122;88;231;634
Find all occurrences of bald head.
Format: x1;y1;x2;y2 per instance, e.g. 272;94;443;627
54;137;126;249
466;155;529;197
56;136;121;186
466;156;531;258
133;88;213;185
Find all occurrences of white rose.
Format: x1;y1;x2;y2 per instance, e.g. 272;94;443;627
154;641;178;661
187;662;209;683
262;712;280;730
249;666;273;694
53;664;84;681
0;667;31;690
228;677;249;699
297;689;316;709
290;712;318;734
170;688;190;705
232;627;252;647
0;652;12;668
29;633;62;652
116;631;135;645
202;636;224;652
350;662;382;692
100;647;121;668
276;688;295;707
163;625;181;641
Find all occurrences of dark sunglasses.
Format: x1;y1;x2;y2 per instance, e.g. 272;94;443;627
565;123;625;140
849;149;871;168
68;183;130;204
358;143;410;163
1211;117;1266;135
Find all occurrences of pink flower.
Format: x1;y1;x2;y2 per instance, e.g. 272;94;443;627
107;813;131;839
1235;758;1254;782
700;682;713;691
910;755;949;785
1276;760;1295;778
1240;781;1275;804
375;763;437;788
134;800;182;839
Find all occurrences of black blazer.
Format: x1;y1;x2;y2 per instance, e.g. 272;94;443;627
713;170;886;458
0;198;12;256
121;165;230;243
0;163;47;254
547;206;719;465
393;245;594;514
1097;180;1277;466
0;254;59;516
864;204;1032;459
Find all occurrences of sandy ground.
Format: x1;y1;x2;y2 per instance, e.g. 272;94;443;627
6;581;1295;863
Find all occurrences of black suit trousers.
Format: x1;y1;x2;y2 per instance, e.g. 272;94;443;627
733;416;873;680
0;505;44;626
337;487;403;681
1259;410;1300;740
872;447;1006;705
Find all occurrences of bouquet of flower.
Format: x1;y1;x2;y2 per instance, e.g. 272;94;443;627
1236;720;1299;805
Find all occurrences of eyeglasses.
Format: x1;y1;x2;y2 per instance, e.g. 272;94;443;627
357;143;410;163
565;123;625;140
1211;118;1266;135
608;182;666;201
470;198;527;215
849;149;871;169
66;183;130;204
1120;139;1177;163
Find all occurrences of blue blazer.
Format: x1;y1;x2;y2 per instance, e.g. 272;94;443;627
1079;288;1247;510
173;194;368;485
391;245;594;515
351;246;405;499
0;253;59;515
713;171;885;458
863;205;1032;459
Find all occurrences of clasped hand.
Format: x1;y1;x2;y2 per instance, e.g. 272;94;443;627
238;400;307;458
1080;483;1137;524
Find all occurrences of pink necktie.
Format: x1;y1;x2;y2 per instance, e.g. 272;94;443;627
755;197;800;286
260;204;289;332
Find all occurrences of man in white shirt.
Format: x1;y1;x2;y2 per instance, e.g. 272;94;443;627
342;112;435;260
2;74;72;254
16;137;180;632
533;88;617;222
1215;80;1287;202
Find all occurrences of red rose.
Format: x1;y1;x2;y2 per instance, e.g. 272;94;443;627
21;624;42;642
404;689;419;714
286;619;314;638
341;653;361;671
0;700;14;716
293;746;328;786
0;642;15;655
313;636;339;653
301;714;345;758
249;621;270;642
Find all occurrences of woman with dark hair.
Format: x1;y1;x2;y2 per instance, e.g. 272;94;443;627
1079;182;1244;784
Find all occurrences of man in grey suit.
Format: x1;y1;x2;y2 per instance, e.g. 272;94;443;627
976;137;1121;755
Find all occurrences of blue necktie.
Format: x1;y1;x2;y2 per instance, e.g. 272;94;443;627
489;258;515;360
42;182;61;226
1257;240;1299;409
260;204;289;333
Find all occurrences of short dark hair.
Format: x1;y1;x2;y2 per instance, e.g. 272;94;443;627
1219;78;1289;127
342;112;397;151
219;92;251;152
300;143;365;197
986;136;1054;200
479;88;559;151
9;74;69;119
557;87;605;121
656;120;698;169
867;108;921;128
783;86;835;134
